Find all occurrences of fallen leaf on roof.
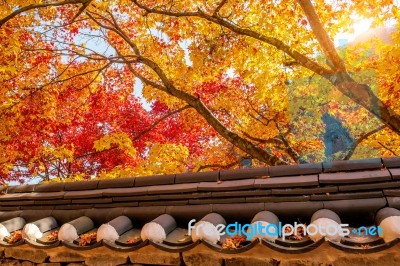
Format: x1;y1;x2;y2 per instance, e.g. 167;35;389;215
46;230;59;241
4;230;22;244
222;235;247;249
78;232;97;246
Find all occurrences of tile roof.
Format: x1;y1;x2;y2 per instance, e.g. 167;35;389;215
0;157;400;257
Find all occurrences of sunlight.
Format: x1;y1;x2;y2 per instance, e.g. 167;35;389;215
352;18;373;39
335;16;373;46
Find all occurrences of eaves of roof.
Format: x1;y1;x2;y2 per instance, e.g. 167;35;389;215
0;157;400;265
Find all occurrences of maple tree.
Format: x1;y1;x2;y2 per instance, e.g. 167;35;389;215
0;0;399;183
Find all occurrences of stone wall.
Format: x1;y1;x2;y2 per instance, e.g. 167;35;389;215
1;242;400;266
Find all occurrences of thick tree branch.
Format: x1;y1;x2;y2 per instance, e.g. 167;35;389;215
296;0;345;72
123;56;288;165
241;131;283;145
274;120;301;163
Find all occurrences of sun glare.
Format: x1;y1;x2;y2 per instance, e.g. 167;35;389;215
335;16;373;46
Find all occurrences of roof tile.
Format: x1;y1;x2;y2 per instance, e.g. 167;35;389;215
382;156;400;168
264;201;324;220
255;175;318;188
383;189;400;196
389;168;400;179
97;177;135;189
310;191;383;201
386;197;400;209
159;192;211;200
220;167;269;181
34;199;71;205
175;171;219;183
138;200;188;207
112;195;159;202
123;206;166;224
319;170;391;184
166;205;213;222
71;198;112;204
271;186;338;195
27;192;65;200
0;206;20;211
198;179;255;191
102;187;148;197
54;204;94;210
339;181;400;192
0;200;35;206
269;163;322;177
20;205;54;211
189;198;246;205
212;203;265;222
64;180;99;191
34;183;65;192
212;190;271;197
323;158;382;172
246;195;310;203
147;183;198;194
7;184;36;193
0;193;30;201
323;198;387;214
94;202;139;208
64;190;105;199
134;174;175;187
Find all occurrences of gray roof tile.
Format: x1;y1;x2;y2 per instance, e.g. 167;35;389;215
323;158;382;172
147;183;198;194
255;175;318;188
175;171;219;183
134;174;175;187
271;186;338;195
198;179;255;191
319;170;391;184
269;163;322;177
220;167;269;180
310;191;383;201
382;156;400;168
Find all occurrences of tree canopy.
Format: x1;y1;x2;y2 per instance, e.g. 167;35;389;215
1;0;399;183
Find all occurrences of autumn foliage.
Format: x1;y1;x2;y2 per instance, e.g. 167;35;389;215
0;1;399;183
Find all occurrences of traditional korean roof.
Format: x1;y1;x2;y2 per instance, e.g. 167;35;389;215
1;157;400;265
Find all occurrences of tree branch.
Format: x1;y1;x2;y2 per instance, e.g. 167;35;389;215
343;125;386;160
131;1;400;136
296;0;345;72
90;10;288;165
0;0;88;27
132;105;191;141
378;142;398;157
131;0;332;76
